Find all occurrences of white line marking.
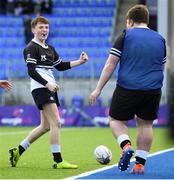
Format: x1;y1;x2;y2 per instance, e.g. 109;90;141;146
0;131;29;136
64;148;174;180
0;128;75;136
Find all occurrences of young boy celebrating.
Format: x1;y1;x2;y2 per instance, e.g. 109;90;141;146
9;16;88;169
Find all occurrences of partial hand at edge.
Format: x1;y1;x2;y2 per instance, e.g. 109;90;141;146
0;80;12;90
89;89;101;105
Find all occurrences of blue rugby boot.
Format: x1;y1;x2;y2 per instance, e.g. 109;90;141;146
118;144;134;171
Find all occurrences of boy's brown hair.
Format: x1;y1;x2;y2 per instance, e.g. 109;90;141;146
126;4;149;24
31;16;49;28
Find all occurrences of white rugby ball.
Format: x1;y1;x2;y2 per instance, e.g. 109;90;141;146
94;145;112;165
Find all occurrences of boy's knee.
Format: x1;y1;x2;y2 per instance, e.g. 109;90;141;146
45;127;50;132
51;120;61;128
41;126;50;133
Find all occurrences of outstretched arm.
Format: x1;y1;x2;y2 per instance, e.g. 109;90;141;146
54;52;88;71
70;52;88;67
0;80;12;90
89;54;120;105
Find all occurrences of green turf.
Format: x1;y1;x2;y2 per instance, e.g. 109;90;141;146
0;127;173;179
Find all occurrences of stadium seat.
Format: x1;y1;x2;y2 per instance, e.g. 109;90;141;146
0;16;23;27
52;7;115;17
71;95;84;107
0;27;24;37
0;63;7;79
96;97;102;107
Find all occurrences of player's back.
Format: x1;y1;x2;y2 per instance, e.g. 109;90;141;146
118;27;166;90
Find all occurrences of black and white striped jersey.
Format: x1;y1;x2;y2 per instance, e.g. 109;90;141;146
23;38;71;91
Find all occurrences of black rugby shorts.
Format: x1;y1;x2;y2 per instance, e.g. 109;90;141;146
109;85;161;121
32;88;60;110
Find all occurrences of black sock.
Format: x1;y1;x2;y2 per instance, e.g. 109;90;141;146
120;140;131;149
135;156;146;165
18;145;25;155
53;152;63;163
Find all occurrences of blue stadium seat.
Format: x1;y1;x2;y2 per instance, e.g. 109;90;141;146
49;27;110;37
0;37;25;47
49;37;111;48
0;63;7;79
95;97;102;107
0;27;24;37
49;17;113;27
0;17;23;27
53;0;116;7
52;7;115;17
9;64;27;78
72;95;84;107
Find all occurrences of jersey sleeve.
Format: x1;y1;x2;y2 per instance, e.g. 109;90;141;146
110;30;126;58
27;64;48;86
52;48;62;66
52;48;71;71
23;45;48;86
162;40;167;64
23;45;37;65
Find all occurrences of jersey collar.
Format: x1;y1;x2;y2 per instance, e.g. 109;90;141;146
32;38;48;49
134;25;149;29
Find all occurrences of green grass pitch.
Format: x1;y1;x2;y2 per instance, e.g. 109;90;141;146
0;127;173;179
